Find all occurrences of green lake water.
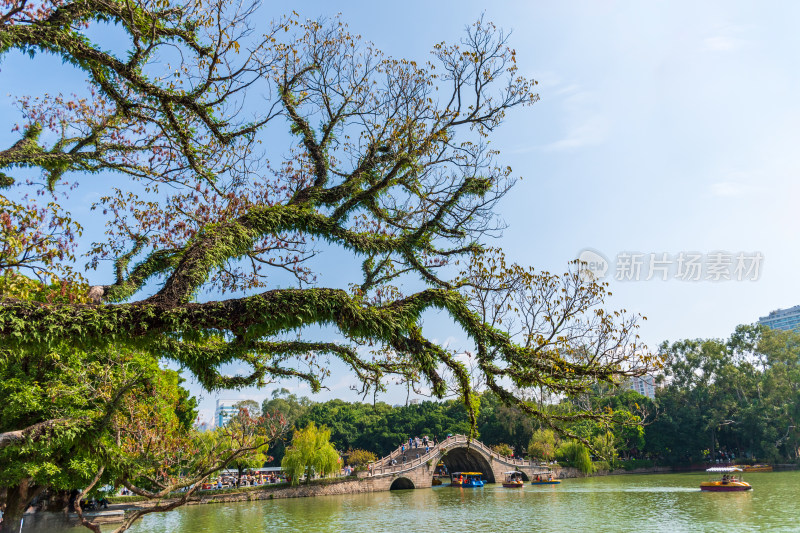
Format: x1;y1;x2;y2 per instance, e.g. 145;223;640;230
29;471;800;532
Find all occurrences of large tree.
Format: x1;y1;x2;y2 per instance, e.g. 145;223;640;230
0;343;283;533
1;0;655;525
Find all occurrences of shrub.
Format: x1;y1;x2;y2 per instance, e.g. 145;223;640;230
346;449;377;468
492;443;514;457
617;458;654;471
593;460;611;472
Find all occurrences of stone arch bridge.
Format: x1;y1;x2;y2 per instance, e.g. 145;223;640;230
362;434;551;491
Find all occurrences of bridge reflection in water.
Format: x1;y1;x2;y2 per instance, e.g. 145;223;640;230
365;434;552;491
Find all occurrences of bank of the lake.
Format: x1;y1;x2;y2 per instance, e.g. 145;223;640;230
22;470;800;532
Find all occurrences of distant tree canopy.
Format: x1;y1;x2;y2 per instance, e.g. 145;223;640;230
268;324;800;467
644;324;800;464
263;390;637;462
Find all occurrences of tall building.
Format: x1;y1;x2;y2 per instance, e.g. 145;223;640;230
214;399;241;428
758;305;800;332
627;375;655;399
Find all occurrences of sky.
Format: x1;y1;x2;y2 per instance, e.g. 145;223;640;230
4;1;800;424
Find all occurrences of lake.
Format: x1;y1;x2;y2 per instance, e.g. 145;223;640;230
27;471;800;532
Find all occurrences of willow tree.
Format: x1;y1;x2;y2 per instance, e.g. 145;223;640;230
281;422;340;485
1;0;655;507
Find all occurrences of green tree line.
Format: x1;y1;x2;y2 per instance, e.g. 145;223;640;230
265;324;800;469
644;324;800;465
262;389;535;464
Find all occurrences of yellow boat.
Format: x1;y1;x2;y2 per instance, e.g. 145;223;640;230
700;467;752;492
530;470;561;485
742;464;772;473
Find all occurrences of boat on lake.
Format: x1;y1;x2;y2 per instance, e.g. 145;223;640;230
502;471;525;488
742;464;772;473
700;467;752;492
530;470;560;485
450;472;484;487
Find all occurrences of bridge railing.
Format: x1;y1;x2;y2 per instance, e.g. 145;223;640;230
372;444;404;468
371;442;433;470
366;434;543;478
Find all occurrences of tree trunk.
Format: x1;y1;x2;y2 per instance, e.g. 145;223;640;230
710;427;715;463
41;490;70;513
0;479;39;533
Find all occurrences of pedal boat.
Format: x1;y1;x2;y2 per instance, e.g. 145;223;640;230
530;470;561;485
450;472;484;487
502;471;525;488
700;467;752;492
461;472;484;487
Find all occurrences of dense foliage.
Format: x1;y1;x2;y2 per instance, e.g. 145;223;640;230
262;389;544;464
0;344;282;533
1;0;657;528
643;325;800;465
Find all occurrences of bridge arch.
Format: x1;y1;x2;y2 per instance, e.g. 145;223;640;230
367;434;551;488
439;446;496;483
389;477;415;490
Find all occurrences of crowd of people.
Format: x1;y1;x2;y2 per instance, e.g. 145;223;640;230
385;435;437;466
208;472;285;489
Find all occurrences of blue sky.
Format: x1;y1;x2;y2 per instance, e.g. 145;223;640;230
4;1;800;423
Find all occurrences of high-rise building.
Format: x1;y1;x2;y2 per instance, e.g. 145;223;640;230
758;305;800;332
214;399;241;428
627;375;655;399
